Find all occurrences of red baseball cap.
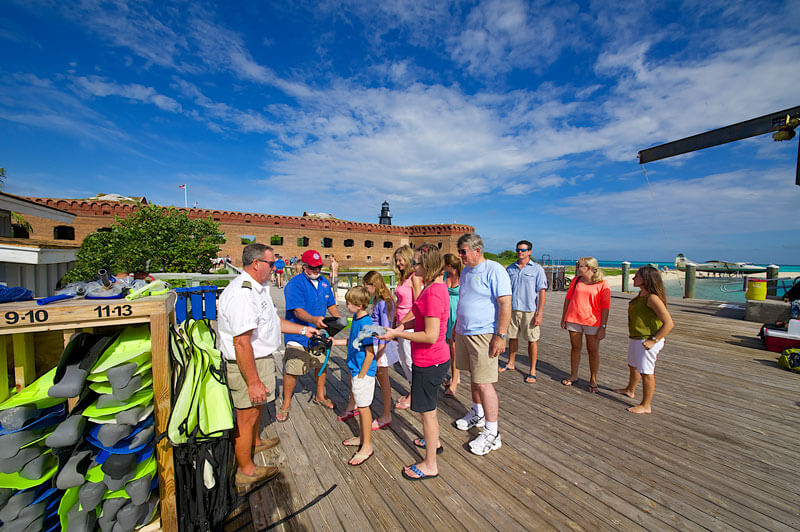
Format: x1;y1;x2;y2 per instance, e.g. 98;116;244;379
301;250;323;267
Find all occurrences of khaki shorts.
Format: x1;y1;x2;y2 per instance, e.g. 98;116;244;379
454;332;497;384
508;310;541;343
284;345;326;376
226;356;276;409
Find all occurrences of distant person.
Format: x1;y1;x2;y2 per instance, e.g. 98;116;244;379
783;280;800;302
334;286;377;466
392;245;423;409
560;257;610;394
453;233;511;456
442;253;462;397
501;240;547;383
277;250;341;421
329;255;339;291
613;265;674;413
380;243;450;479
274;255;286;288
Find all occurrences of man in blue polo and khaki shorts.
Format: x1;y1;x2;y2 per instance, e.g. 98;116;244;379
453;233;512;456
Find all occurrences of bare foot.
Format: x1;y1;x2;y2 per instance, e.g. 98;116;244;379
613;388;635;398
627;405;652;414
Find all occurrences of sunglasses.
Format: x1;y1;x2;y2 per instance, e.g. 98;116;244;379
306;265;323;271
412;260;422;266
516;248;530;253
457;249;468;255
256;259;276;267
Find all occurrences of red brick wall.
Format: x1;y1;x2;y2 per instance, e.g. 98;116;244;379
22;197;475;268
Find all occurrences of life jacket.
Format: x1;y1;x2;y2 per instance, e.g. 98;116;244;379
777;348;800;373
164;318;236;532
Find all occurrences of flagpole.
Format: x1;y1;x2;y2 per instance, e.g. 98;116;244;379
184;185;187;208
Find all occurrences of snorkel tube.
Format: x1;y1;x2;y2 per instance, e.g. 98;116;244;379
309;317;350;377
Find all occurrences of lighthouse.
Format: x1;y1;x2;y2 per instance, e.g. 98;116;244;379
378;201;392;225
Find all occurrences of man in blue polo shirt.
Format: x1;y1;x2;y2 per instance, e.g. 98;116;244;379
500;239;547;383
277;249;341;421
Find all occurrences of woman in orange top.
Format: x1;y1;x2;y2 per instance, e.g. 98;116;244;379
560;257;611;393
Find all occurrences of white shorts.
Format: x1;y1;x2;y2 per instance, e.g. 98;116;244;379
351;375;376;407
376;341;400;368
627;338;664;375
566;322;600;335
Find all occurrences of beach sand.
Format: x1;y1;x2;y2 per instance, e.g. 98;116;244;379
600;269;682;293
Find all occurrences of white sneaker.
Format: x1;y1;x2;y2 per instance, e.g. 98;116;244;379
454;411;485;431
469;429;501;456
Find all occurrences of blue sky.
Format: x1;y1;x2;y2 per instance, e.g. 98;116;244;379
1;0;799;264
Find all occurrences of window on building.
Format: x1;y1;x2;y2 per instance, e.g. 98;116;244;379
12;225;30;239
322;237;333;248
364;240;374;248
344;239;354;247
383;256;391;263
53;225;75;240
97;227;113;233
270;235;283;245
297;236;309;247
366;256;372;262
346;255;351;260
383;241;393;248
241;235;255;245
437;242;442;249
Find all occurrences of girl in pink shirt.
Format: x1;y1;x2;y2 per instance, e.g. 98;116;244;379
560;257;610;394
393;245;422;409
381;243;449;481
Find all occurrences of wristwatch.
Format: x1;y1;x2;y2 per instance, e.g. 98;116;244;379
300;326;307;336
495;332;508;340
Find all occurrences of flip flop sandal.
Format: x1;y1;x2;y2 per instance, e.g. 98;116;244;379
337;410;359;422
342;437;361;447
275;407;290;423
371;419;391;431
412;438;443;454
402;463;438;480
589;384;599;394
348;450;373;466
312;398;334;409
561;379;576;386
444;389;456;397
525;375;537;383
498;364;514;373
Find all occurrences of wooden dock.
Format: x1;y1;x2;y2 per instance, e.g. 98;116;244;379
224;289;800;531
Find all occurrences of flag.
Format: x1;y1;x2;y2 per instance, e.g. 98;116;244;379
178;184;186;189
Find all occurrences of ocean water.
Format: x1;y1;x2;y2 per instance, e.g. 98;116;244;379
606;262;800;303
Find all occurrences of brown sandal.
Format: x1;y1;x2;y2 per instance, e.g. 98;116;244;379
276;406;290;422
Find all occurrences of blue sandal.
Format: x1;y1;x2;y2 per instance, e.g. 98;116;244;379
402;464;438;481
413;438;444;454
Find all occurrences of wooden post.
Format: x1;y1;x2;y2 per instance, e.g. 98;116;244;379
766;264;779;297
621;262;631;292
0;337;8;403
684;264;696;298
12;333;35;390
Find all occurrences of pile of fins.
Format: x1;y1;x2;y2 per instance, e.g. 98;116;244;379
0;325;160;532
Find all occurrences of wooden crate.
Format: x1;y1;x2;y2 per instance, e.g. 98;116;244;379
0;294;178;532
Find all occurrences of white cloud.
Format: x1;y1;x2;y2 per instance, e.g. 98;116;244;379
447;0;581;76
73;76;182;112
550;166;800;234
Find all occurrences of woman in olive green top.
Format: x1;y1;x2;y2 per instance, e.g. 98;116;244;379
613;265;674;414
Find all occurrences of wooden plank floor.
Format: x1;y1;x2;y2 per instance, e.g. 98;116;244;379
223;288;800;532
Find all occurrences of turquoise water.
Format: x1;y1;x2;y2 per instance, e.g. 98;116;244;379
599;261;800;303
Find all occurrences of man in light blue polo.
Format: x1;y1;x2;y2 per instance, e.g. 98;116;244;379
454;233;512;456
500;239;547;383
277;249;341;421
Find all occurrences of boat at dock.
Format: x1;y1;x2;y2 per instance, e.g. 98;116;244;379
674;253;768;274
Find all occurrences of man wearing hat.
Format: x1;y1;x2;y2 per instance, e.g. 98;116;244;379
277;249;342;421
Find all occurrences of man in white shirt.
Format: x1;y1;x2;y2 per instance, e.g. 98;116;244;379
218;244;316;486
